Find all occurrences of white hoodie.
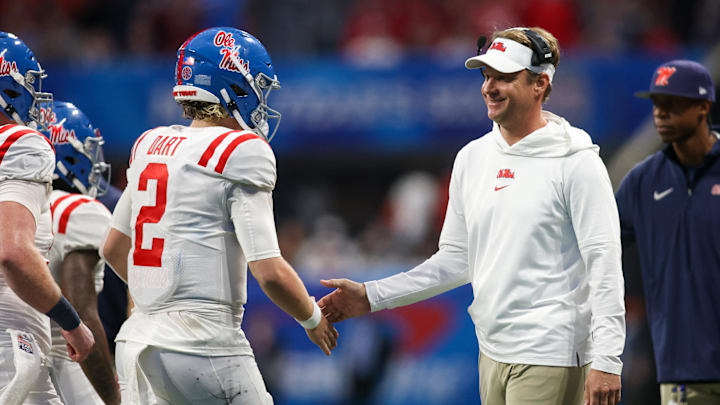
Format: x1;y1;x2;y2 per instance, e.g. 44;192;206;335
365;111;625;375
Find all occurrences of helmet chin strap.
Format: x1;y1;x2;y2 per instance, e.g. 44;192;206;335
219;87;263;136
0;95;26;125
56;160;90;195
222;47;271;139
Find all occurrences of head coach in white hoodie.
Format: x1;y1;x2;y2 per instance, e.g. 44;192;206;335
319;26;626;405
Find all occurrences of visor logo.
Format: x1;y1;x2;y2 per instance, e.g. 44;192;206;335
489;42;507;52
654;67;676;86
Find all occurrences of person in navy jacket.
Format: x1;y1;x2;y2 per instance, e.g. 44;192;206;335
616;59;720;405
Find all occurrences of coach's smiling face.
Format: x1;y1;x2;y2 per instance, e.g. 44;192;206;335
651;94;711;144
481;66;538;126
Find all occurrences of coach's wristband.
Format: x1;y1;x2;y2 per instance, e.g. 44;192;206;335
297;299;322;330
45;296;81;331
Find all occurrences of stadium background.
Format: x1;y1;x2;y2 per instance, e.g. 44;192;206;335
4;0;720;403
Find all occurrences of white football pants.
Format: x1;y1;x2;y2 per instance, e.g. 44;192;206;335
0;330;62;405
117;340;273;405
48;355;104;405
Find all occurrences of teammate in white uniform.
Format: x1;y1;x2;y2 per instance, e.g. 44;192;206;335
320;27;626;405
101;27;338;405
0;32;94;404
43;101;120;404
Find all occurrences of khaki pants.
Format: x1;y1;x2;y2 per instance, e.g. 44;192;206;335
479;352;590;405
660;383;720;405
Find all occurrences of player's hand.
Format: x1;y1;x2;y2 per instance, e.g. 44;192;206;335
584;369;621;405
60;322;95;362
305;316;339;356
318;278;371;323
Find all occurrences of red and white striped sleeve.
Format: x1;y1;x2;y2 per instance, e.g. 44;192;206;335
50;192;112;260
197;130;276;190
0;123;55;183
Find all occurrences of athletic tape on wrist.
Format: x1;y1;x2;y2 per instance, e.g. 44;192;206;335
45;296;81;331
297;299;322;329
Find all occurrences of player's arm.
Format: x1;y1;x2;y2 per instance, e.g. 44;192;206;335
101;229;130;282
223;139;337;353
0;181;94;362
230;182;338;355
565;151;624;405
320;148;471;322
0;199;62;311
249;256;338;354
248;257;316;320
60;250;120;404
101;189;132;282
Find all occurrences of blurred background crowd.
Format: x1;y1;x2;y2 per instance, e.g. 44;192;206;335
4;0;720;61
3;0;720;404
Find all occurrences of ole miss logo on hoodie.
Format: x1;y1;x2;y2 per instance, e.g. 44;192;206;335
495;168;515;191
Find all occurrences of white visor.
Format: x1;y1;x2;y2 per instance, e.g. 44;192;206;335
465;37;555;82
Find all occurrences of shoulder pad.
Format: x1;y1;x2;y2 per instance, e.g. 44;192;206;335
0;124;55;183
198;131;276;190
51;191;112;255
129;127;165;165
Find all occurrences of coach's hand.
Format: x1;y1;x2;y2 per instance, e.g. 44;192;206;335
61;322;95;362
306;316;338;356
318;278;371;323
584;369;621;405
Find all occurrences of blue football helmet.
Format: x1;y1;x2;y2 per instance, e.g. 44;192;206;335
0;32;52;128
173;27;281;141
42;101;110;197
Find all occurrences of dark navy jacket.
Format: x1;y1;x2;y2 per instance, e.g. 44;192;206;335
616;134;720;383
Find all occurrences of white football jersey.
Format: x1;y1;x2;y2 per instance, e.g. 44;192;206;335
0;123;56;354
47;189;111;361
114;125;280;356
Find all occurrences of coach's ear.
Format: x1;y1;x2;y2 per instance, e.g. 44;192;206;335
534;72;550;100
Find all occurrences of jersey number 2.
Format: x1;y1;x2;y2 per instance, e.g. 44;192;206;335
134;163;168;267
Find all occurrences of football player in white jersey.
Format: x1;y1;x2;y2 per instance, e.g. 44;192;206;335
101;27;338;405
0;32;94;404
43;101;120;404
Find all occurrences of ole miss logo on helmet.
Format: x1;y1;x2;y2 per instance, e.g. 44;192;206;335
0;55;18;77
49;124;77;145
219;48;249;73
39;107;57;127
213;31;236;48
655;67;677;86
213;30;250;74
489;42;507;52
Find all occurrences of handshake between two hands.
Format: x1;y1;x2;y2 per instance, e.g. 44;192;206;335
306;279;622;405
304;278;371;356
